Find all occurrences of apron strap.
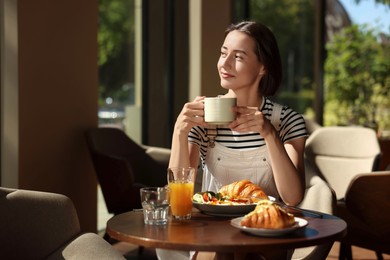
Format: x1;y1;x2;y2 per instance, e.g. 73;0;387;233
206;126;217;148
270;103;283;132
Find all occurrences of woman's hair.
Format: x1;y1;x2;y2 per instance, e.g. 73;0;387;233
225;21;282;96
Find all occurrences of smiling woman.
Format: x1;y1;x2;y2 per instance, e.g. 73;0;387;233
161;20;308;260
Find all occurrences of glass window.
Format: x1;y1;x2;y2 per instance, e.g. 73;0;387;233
324;0;390;137
97;0;137;232
98;0;136;131
243;0;316;116
239;0;389;137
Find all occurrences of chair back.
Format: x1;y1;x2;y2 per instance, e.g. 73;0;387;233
345;171;390;236
292;161;337;260
85;127;167;214
305;126;381;200
0;188;80;259
0;187;126;259
337;171;390;256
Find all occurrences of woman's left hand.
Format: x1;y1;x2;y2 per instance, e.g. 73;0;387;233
229;106;274;138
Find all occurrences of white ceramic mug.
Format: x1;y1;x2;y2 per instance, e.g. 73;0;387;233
204;97;237;124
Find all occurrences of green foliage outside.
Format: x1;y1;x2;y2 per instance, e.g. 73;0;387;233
246;0;316;114
324;24;390;133
249;0;315;91
276;89;315;115
97;0;389;133
98;0;134;107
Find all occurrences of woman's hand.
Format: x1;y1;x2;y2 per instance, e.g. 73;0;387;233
229;106;275;138
230;106;306;205
174;96;207;134
170;96;205;168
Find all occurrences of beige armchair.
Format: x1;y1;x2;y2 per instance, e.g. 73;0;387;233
304;126;381;200
302;126;383;259
292;157;337;260
0;187;125;260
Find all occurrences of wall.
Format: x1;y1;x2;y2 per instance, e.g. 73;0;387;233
200;0;232;98
10;0;97;232
1;0;233;232
189;0;232;100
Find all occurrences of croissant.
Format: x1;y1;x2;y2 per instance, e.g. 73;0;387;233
240;200;295;229
218;180;268;201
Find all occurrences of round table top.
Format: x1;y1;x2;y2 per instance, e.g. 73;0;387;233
106;210;347;253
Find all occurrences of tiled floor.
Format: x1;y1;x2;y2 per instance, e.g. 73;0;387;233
98;187;389;260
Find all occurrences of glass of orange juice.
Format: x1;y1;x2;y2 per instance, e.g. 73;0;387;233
167;167;196;220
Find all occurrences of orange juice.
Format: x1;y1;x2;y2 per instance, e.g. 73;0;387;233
168;182;194;218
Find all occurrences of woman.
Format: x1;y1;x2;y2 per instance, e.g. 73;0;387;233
159;21;307;260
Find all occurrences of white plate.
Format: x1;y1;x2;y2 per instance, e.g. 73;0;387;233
230;217;308;237
193;196;275;217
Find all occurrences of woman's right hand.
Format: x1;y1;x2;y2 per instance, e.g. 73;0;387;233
169;96;205;168
174;96;207;134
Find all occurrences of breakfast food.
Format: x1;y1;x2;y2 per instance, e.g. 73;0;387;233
192;180;268;205
193;191;251;205
240;200;295;229
218;180;268;202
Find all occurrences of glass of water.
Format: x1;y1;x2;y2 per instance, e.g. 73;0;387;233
140;187;170;225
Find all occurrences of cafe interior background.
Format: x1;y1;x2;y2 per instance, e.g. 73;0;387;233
0;0;389;234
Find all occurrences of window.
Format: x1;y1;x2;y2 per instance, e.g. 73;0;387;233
324;0;390;135
98;0;141;141
235;0;316;116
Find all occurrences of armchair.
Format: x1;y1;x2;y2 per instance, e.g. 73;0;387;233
85;127;170;217
336;171;390;260
0;187;124;260
305;126;381;200
292;157;337;260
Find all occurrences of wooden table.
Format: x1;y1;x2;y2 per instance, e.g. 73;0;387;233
107;210;347;259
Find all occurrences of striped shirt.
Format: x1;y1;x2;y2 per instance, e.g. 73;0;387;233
188;97;308;163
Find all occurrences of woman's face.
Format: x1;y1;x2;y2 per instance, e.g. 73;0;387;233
217;30;265;93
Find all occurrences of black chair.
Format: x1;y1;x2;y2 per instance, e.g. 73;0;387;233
85;127;170;240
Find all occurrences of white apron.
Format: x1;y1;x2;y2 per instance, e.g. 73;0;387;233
201;102;283;200
201;141;280;200
156;103;285;260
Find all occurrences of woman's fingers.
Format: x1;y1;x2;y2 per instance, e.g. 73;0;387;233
183;97;205;118
230;107;270;134
193;96;205;102
177;96;208;128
